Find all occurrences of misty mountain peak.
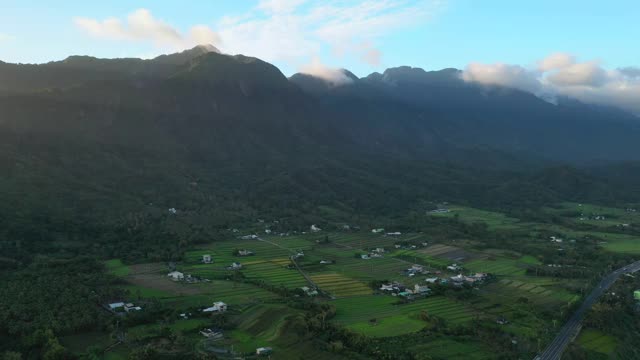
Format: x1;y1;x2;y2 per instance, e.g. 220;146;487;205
194;44;221;54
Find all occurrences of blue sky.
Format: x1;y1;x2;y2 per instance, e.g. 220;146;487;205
1;0;638;76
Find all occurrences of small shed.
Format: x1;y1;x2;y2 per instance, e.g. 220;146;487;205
167;271;185;281
256;347;273;355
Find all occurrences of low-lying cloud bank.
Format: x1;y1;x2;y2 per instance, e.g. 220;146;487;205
462;53;640;115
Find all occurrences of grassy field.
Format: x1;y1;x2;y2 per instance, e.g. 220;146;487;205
60;332;114;355
479;278;580;311
392;248;451;268
332;295;475;337
465;257;532;276
545;202;638;227
105;259;130;276
127;318;212;341
429;206;522;230
576;329;618;356
410;338;495;359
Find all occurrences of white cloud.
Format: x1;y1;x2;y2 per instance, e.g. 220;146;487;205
257;0;307;14
216;0;445;68
461;62;541;93
537;52;575;72
461;54;640;115
546;61;607;87
74;9;220;50
73;1;444;70
299;57;354;85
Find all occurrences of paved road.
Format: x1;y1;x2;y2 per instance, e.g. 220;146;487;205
535;260;640;360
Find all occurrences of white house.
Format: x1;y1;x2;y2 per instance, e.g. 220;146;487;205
371;228;385;234
203;301;227;313
447;264;461;271
386;232;402;236
108;302;125;310
167;271;185;281
200;328;223;339
380;284;395;291
320;260;332;264
124;303;142;312
311;224;322;232
425;277;439;284
361;254;370;260
414;284;431;294
230;262;242;270
238;249;254;256
300;286;319;296
202;254;212;264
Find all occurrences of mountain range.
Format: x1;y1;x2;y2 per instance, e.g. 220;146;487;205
1;45;639;259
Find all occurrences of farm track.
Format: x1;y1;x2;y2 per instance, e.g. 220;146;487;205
255;237;320;290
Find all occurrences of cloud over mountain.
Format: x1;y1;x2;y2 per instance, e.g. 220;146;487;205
74;9;221;50
462;53;640;114
298;57;354;85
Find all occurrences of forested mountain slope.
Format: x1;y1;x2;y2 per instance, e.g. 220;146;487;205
1;46;639;263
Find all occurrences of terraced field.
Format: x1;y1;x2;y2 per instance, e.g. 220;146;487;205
183;239;310;289
241;260;308;288
310;273;372;297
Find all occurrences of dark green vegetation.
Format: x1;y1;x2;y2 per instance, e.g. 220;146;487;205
1;46;640;359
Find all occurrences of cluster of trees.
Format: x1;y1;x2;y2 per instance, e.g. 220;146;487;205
0;257;119;358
